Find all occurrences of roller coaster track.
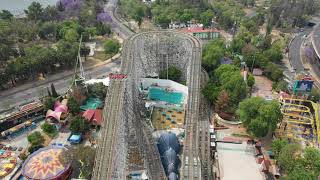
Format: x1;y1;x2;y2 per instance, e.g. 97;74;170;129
181;34;202;179
278;97;320;143
198;68;214;180
280;99;315;126
93;31;202;180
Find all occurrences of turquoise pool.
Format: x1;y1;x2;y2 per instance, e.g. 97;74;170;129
80;98;103;111
148;87;183;104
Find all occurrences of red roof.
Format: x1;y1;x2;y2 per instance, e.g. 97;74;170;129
180;27;220;33
82;109;103;125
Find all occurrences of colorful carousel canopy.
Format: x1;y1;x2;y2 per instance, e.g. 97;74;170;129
22;146;70;180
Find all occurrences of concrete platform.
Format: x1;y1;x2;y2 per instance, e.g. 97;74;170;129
217;142;265;180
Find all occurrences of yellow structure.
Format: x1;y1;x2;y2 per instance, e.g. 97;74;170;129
278;96;319;146
151;107;185;130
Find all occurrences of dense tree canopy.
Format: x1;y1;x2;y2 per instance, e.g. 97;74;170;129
0;0;114;91
272;141;320;179
203;64;248;113
202;39;226;71
238;97;282;137
269;0;319;28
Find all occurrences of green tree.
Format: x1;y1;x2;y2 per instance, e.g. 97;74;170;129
214;65;247;105
69;116;90;134
263;46;283;63
27;131;45;146
200;10;214;27
68;97;80;115
202;82;220;103
0;43;13;62
95;22;111;36
238;97;282;137
282;166;315;180
271;139;288;158
28;144;44;154
202;39;225;70
273;142;320;179
278;144;302;172
43;5;59;21
230;37;245;54
133;6;145;28
180;9;193;23
104;38;120;55
41;122;57;137
303;147;320;176
38;22;57;40
247;74;255;88
64;29;79;42
87;82;108;99
264;62;283;81
43;96;56;111
0;10;13;21
51;83;59;98
309;88;320;102
25;2;44;22
159;66;182;82
273;80;288;92
56;40;78;68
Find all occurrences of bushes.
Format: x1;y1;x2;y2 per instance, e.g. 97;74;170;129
69;116;90;134
27;131;45;146
87;82;108;99
67;97;80;115
27;131;45;153
41;122;58;138
104;38;120;55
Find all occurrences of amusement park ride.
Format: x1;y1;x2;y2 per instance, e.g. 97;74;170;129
276;73;320;147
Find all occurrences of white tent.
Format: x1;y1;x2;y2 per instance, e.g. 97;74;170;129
85;77;110;87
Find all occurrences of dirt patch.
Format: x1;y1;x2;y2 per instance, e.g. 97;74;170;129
252;76;273;99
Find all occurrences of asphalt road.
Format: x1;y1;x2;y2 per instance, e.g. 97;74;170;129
289;29;312;73
0;60;121;111
312;24;320;59
105;0;134;38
